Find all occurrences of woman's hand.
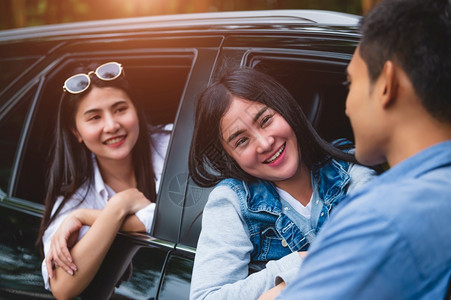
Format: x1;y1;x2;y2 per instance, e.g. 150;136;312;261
46;189;149;279
107;188;150;215
257;251;306;299
47;188;151;299
45;212;82;278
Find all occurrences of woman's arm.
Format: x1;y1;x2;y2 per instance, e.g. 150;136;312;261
48;188;149;300
190;185;303;300
258;251;307;300
46;208;147;277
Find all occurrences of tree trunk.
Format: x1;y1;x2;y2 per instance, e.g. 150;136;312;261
12;0;27;28
362;0;382;14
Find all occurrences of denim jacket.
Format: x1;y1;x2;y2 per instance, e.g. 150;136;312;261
190;159;375;300
217;159;352;264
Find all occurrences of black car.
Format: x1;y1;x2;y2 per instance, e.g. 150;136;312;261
0;10;360;299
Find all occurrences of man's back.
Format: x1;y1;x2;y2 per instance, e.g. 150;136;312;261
283;141;451;299
266;1;451;299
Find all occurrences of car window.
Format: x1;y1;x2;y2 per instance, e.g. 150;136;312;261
251;56;353;142
0;53;194;299
12;53;194;205
0;57;41;100
0;86;36;195
180;54;352;248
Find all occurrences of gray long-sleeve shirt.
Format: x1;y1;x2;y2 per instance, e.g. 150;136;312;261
190;163;375;300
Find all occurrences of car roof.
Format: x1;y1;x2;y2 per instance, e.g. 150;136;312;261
0;10;360;43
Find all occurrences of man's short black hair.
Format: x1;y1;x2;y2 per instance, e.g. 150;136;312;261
359;0;451;122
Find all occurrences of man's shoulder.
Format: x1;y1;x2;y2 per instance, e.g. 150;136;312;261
348;171;451;213
339;169;451;249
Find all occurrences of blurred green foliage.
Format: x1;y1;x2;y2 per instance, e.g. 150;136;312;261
0;0;370;30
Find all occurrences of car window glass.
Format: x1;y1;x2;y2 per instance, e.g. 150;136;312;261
0;57;40;100
252;57;352;142
0;87;35;194
13;54;193;205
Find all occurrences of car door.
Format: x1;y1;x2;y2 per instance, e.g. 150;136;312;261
0;78;52;299
0;31;222;299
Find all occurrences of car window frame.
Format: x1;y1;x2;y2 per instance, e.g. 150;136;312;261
0;35;223;299
179;37;358;249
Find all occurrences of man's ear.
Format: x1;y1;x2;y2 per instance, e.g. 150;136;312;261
380;60;398;108
72;129;83;143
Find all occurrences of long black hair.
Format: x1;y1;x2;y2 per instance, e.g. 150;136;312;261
37;62;156;253
189;68;356;187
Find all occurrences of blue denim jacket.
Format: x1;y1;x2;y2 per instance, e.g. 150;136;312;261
217;159;351;264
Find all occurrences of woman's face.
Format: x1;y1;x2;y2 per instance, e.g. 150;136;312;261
73;86;140;165
220;96;300;184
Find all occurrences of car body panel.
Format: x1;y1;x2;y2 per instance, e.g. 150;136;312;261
0;10;360;299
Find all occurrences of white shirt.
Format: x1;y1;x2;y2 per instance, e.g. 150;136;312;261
41;124;172;290
276;187;313;220
274;163;374;221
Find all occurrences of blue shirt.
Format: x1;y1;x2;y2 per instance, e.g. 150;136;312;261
279;141;451;299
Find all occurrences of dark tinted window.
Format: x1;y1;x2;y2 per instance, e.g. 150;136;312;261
0;57;40;99
251;56;352;142
13;53;194;204
0;87;35;194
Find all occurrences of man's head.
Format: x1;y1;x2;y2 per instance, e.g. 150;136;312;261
360;0;451;122
346;0;451;166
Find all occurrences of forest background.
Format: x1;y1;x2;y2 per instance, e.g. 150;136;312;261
1;0;381;30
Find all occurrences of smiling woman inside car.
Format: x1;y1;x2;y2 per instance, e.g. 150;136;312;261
188;68;376;300
36;61;171;299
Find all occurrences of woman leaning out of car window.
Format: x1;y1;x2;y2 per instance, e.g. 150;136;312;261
36;61;171;299
188;68;376;300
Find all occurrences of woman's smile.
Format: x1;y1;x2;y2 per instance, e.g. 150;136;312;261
103;135;127;147
73;86;139;164
263;142;286;165
221;97;301;184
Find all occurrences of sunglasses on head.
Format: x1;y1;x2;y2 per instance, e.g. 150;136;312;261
63;62;123;94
